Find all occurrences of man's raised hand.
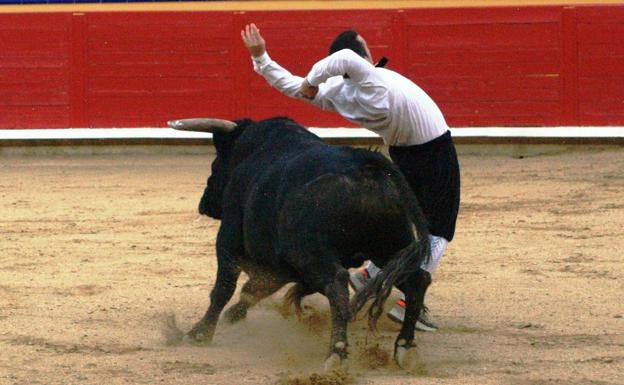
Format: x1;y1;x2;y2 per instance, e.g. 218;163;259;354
241;23;266;58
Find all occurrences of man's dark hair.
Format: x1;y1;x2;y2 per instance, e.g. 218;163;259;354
329;30;367;58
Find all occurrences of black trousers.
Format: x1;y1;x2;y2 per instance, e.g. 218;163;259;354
389;131;460;242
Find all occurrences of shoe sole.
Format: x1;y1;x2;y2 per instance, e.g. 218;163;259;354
387;312;438;332
348;273;367;292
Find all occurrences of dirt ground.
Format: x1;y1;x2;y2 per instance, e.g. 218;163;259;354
1;145;623;385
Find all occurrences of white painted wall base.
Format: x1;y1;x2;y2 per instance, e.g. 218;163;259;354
0;127;622;142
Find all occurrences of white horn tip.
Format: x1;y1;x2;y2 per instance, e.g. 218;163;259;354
168;120;182;129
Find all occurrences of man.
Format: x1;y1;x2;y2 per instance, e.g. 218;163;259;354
241;24;460;331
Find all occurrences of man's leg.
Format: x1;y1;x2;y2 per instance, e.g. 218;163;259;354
387;235;447;330
349;234;448;331
387;132;460;330
350;131;460;330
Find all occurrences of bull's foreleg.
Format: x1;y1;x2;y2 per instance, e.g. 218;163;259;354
394;269;432;368
322;267;351;371
224;273;284;324
187;264;241;344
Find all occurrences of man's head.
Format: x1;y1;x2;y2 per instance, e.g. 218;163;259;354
329;30;373;63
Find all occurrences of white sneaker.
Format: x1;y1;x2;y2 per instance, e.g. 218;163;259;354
387;299;438;332
349;267;371;292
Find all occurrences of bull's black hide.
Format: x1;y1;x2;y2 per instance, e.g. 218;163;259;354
174;117;432;369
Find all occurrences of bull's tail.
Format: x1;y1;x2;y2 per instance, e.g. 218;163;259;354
350;240;429;331
283;282;306;315
349;154;431;331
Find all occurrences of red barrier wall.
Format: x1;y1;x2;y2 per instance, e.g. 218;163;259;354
0;5;623;128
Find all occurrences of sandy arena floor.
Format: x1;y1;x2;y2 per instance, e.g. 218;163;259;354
1;146;623;385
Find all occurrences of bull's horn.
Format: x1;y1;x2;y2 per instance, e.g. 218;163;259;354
168;118;237;133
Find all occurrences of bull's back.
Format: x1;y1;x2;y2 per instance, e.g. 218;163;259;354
242;146;415;271
238;143;343;266
287;154;414;266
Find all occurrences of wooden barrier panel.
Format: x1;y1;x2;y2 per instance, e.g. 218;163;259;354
576;6;624;125
0;4;622;128
405;7;563;126
0;13;72;128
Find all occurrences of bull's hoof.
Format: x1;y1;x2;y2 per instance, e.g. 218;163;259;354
185;323;214;346
324;342;349;372
324;353;342;372
184;332;212;346
393;338;416;369
182;334;209;346
224;304;247;324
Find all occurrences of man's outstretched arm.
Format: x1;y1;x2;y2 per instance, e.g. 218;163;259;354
241;24;318;101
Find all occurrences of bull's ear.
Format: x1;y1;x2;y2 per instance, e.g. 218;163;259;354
168;118;237;133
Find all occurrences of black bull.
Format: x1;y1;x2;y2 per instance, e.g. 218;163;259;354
170;116;432;368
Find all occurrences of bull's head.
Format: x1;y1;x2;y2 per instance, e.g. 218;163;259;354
168;118;246;219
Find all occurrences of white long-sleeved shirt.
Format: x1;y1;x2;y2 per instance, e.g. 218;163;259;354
252;49;448;146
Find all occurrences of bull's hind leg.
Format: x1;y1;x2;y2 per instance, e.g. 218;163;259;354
394;269;432;368
318;265;351;371
282;282;317;317
224;271;285;324
187;263;241;344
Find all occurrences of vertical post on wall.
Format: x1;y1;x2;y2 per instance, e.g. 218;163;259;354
560;6;579;126
231;11;251;119
69;13;88;128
